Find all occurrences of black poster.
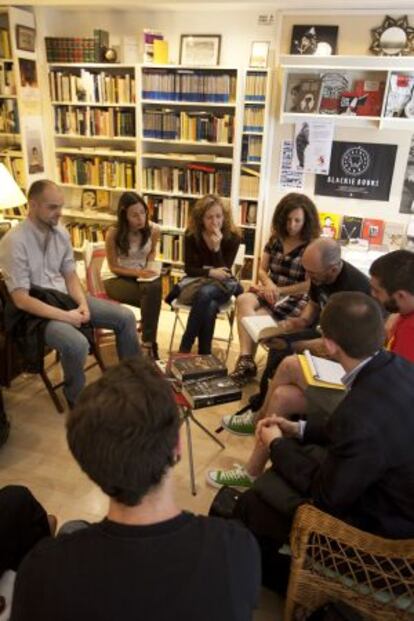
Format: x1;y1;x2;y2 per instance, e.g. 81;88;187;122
315;141;397;201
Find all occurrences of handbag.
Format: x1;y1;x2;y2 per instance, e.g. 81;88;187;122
208;486;241;520
177;276;242;306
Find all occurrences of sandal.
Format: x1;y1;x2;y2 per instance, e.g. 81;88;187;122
230;355;257;386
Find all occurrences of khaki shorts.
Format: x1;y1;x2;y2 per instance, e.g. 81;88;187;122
305;385;345;418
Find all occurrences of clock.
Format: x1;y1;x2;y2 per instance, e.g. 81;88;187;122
103;47;118;63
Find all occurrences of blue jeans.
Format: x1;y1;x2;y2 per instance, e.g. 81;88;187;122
44;296;140;404
179;283;231;355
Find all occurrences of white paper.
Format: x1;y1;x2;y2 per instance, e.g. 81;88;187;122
279;140;304;189
292;119;334;175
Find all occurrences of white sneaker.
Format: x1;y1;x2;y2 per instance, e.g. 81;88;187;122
206;463;254;489
221;409;256;436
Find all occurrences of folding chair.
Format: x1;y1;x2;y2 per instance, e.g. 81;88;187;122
168;244;245;361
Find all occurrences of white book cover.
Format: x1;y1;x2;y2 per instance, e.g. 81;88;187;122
241;314;279;342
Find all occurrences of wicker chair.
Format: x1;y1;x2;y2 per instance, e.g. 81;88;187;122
285;504;414;621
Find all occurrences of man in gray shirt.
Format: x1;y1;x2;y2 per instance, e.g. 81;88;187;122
0;180;140;407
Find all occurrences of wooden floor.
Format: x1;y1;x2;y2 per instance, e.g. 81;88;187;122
0;307;283;619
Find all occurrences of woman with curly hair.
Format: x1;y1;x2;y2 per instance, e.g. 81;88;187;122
178;194;241;355
231;192;320;384
101;192;162;359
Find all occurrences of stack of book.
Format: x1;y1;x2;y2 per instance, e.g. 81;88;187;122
54;106;135;137
239;169;260;198
142;70;237;103
241;135;262;163
158;233;183;263
49;70;135;104
142;109;234;143
146;196;190;229
169;353;241;409
243;105;264;131
245;72;266;101
45;37;96;63
143;165;231;197
57;154;135;188
66;222;110;248
0;29;11;59
0;63;15;96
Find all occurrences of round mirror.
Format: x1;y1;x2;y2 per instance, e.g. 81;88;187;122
380;26;407;55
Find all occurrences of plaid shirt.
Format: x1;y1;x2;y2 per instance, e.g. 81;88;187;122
262;237;308;319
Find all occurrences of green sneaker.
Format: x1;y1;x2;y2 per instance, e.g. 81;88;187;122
207;464;253;489
221;409;256;436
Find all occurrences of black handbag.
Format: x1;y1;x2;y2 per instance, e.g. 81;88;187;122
208;486;241;520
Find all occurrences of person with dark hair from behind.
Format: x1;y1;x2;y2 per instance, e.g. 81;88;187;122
225;292;414;591
11;357;261;621
370;249;414;363
101;191;162;360
0;180;140;408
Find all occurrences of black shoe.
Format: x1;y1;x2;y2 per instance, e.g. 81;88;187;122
152;343;160;361
230;355;257;387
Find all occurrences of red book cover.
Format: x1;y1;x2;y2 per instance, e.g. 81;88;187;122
354;80;385;117
362;218;384;245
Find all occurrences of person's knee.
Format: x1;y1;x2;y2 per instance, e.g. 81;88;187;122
118;305;137;330
58;332;89;361
193;286;217;305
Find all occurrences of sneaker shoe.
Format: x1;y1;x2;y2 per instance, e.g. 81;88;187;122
207;464;254;489
230;355;257;386
221;409;256;436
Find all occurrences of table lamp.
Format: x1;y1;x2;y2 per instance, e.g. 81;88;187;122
0;163;27;211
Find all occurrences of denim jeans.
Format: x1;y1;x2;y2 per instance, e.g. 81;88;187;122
44;296;140;404
179;283;231;355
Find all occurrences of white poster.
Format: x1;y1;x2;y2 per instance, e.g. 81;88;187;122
23;115;46;182
278;140;304;190
292;119;334;175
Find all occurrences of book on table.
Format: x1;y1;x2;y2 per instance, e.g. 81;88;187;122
169;353;227;381
136;260;162;282
181;375;242;409
298;350;345;390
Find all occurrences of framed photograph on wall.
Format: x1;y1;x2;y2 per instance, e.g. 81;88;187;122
16;25;36;53
290;25;338;56
249;41;270;68
180;34;221;66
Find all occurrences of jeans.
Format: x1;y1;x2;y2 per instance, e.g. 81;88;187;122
179;283;231;355
44;296;140;404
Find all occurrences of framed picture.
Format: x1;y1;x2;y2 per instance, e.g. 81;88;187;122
180;34;221;66
81;189;97;210
16;25;36;53
290;25;338;56
249;41;270;68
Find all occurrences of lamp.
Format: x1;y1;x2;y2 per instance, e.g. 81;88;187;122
0;163;27;211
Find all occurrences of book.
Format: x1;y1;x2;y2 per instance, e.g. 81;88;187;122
170;353;227;381
298;351;345;390
362;218;384;245
136;260;162;282
241;314;278;342
384;73;414;118
318;72;350;115
181;375;242;409
153;39;168;64
285;74;321;113
340;216;363;242
319;212;342;239
383;221;406;251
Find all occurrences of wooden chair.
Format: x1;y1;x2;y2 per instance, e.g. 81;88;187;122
285;504;414;621
168;244;246;361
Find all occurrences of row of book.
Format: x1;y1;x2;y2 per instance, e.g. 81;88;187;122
0;151;25;188
0;64;15;96
158;233;183;263
57;155;136;189
241;135;262;163
54;106;136;137
241;227;255;255
239;172;259;198
49;70;136;105
319;212;405;249
243;105;264;132
45;30;109;63
142;109;234;143
245;73;267;101
0;100;19;134
0;29;11;59
145;196;191;229
142;70;237;103
66;222;110;248
143;165;231;197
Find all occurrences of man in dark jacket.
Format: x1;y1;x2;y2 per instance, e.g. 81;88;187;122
232;293;414;586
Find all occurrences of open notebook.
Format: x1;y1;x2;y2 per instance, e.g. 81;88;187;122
298;350;346;390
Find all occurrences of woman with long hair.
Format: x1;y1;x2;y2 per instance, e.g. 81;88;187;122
231;192;320;384
178;194;241;355
101;192;162;359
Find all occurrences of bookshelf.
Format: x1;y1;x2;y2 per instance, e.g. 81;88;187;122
238;68;272;281
138;65;241;268
47;62;139;246
279;55;414;130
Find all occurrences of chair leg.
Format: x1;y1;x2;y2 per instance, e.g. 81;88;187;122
91;342;106;372
39;370;65;414
224;310;235;363
168;312;180;354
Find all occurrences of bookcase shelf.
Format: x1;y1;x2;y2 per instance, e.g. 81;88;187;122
51;101;136;108
142;137;232;148
54;133;136;141
60;182;133;192
55;147;136;158
141;99;236;108
142;152;233;165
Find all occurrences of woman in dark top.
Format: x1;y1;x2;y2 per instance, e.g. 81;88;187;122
231;192;320;384
179;194;241;355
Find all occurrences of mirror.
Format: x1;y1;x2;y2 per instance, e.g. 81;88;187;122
370;15;414;56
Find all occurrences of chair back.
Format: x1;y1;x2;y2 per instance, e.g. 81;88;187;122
82;241;109;299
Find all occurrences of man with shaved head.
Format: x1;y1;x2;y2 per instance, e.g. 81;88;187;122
0;180;140;409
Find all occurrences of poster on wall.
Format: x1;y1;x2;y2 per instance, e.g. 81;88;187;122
399;135;414;214
292;119;334;175
23;116;45;179
315;141;397;201
278;140;304;189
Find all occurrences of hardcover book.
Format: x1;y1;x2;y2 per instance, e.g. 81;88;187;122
181;376;242;409
340;216;363;241
169;353;227;381
319;212;342;239
361;218;384;245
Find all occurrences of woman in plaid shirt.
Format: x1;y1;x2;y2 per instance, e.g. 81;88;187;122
231;192;320;384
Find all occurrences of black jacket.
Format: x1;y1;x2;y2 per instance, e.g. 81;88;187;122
270;350;414;539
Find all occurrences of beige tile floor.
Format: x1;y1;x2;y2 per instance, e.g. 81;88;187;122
0;307;283;619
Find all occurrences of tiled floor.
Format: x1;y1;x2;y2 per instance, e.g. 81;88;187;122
0;307;283;619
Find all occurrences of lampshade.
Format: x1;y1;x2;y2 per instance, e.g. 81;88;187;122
0;163;27;210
